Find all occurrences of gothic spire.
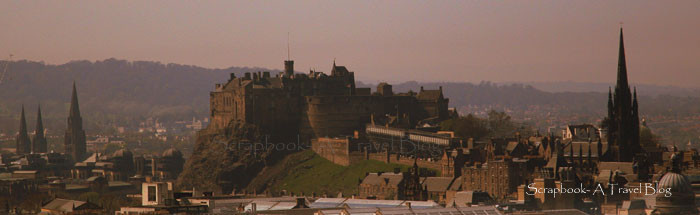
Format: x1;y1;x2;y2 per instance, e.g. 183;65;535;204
69;81;81;119
616;28;629;89
608;87;613;106
35;105;44;137
65;81;87;161
33;105;48;153
16;105;31;154
19;105;27;135
633;87;638;108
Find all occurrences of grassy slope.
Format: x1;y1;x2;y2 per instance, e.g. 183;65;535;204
258;150;415;196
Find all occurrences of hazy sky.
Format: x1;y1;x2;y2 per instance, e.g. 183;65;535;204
1;1;699;87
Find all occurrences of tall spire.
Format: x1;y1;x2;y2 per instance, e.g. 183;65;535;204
36;105;43;134
33;105;47;153
633;87;638;107
16;105;31;154
65;81;87;162
616;28;629;89
69;81;81;119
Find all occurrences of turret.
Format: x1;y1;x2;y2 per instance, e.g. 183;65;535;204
284;60;294;77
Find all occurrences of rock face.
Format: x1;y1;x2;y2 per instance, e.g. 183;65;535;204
176;122;297;194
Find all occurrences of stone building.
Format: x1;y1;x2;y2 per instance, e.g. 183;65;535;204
15;105;31;155
207;59;449;140
358;172;405;200
461;159;528;200
358;161;427;201
65;82;87;162
605;28;642;162
132;148;185;181
71;149;135;181
311;136;365;166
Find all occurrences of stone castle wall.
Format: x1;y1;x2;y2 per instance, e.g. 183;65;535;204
206;61;449;143
311;137;365;166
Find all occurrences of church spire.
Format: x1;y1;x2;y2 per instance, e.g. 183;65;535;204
69;81;81;119
36;105;43;134
33;105;47;153
617;28;629;89
65;82;87;162
16;105;31;154
633;87;638;108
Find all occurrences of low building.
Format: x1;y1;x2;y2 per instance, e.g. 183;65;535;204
117;182;207;214
461;159;528;200
358;172;405;200
41;198;101;214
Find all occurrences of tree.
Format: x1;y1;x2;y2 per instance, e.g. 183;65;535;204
102;143;122;155
487;110;515;137
440;114;491;140
639;126;658;148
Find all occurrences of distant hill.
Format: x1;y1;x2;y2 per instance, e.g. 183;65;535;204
359;81;700;117
1;59;699;144
512;81;700;97
0;59;277;134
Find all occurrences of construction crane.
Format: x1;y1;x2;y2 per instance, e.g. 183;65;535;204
0;54;12;84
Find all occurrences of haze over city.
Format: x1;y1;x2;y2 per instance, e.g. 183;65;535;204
1;1;699;87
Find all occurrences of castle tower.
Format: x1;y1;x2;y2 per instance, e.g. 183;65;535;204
606;28;641;162
32;105;48;153
15;105;31;154
284;60;294;77
64;82;87;162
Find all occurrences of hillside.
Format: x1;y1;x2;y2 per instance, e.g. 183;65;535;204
0;59;277;134
247;150;421;196
2;59;700;145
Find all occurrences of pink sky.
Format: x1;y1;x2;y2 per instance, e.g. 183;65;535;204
1;1;698;87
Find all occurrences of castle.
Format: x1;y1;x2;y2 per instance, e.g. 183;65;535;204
207;59;450;140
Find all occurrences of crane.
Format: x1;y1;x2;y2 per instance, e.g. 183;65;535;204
0;54;12;84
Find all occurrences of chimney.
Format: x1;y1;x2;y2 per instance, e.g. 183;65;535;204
151;158;157;179
244;72;251;80
263;72;270;79
295;198;308;208
230;73;236;80
251;203;257;215
406;202;412;209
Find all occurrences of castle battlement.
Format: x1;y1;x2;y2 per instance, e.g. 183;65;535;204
207;60;450;141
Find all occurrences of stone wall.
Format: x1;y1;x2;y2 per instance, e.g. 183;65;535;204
367;152;442;170
311;137;365;166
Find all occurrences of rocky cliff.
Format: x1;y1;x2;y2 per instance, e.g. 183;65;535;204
175;122;297;194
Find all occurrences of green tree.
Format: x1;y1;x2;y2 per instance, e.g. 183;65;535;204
487;110;515;137
640;126;659;147
440;114;491;140
102;142;122;155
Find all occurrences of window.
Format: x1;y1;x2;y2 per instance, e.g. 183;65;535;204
148;186;157;202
